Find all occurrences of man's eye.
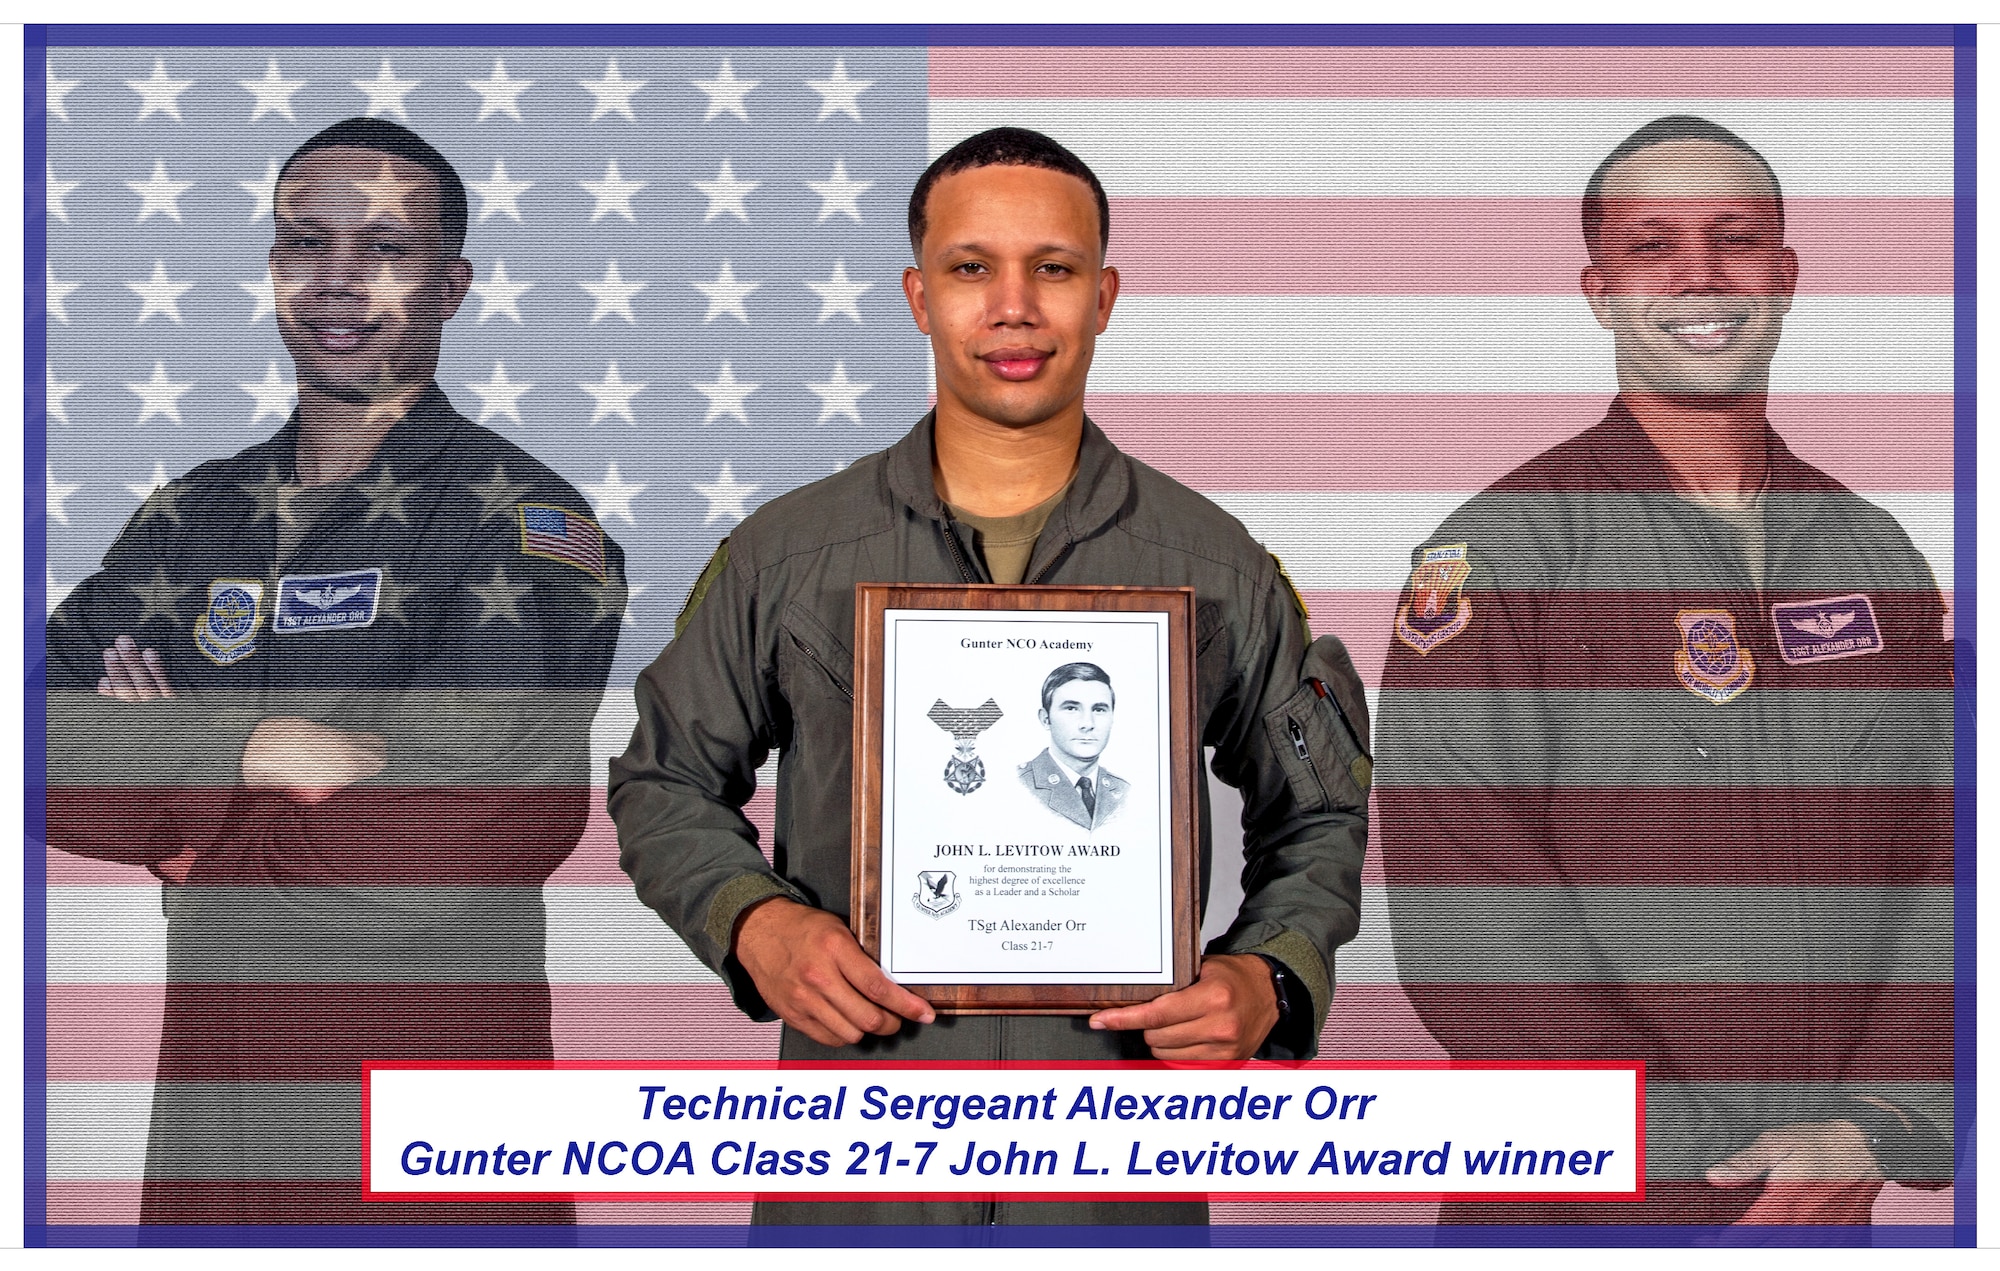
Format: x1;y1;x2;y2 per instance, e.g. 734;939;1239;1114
952;262;985;276
371;242;409;256
1038;263;1072;277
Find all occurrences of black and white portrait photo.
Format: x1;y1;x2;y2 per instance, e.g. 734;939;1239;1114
1018;662;1129;830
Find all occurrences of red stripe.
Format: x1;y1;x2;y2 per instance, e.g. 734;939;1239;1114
1094;394;1955;491
46;983;1944;1082
1395;983;1951;1080
1109;197;1952;296
930;46;1953;99
42;789;776;887
1377;787;1952;885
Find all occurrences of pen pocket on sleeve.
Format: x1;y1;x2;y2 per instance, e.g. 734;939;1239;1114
1264;635;1374;814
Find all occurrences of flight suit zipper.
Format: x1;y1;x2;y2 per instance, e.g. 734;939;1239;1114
787;632;852;702
1287;717;1328;807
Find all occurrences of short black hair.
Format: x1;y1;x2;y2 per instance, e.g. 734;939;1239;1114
908;126;1111;261
277;117;469;257
1040;662;1114;713
1581;115;1784;261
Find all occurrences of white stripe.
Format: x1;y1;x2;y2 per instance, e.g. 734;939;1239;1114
1093;296;1950;394
1210;491;1957;593
930;98;1953;197
545;886;721;985
47;888;165;984
47;1081;151;1180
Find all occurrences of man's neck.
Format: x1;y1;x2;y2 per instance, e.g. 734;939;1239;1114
293;381;428;486
932;396;1084;518
1622;387;1771;508
1049;749;1098;784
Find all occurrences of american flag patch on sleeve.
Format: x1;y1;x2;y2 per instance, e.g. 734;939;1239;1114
517;503;607;581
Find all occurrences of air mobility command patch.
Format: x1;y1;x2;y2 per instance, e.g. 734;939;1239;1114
1674;608;1755;704
193;578;265;666
1394;542;1473;654
517;503;607;581
1771;594;1885;666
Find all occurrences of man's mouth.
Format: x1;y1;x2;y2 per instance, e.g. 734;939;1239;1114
308;321;378;353
1660;317;1746;352
981;348;1051;382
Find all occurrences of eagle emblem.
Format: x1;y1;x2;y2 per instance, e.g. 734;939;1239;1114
913;870;959;918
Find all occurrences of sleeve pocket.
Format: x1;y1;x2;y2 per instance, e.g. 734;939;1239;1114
1265;634;1373;813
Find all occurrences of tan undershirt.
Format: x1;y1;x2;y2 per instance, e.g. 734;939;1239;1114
947;479;1073;585
1681;489;1769;592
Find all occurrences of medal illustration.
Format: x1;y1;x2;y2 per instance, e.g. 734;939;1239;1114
928;698;1003;794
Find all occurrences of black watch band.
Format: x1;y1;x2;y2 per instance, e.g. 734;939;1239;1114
1253;953;1293;1025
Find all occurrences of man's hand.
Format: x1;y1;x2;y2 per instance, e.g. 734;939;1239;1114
241;717;388;805
1706;1120;1885;1225
98;635;175;701
732;897;935;1047
1087;953;1280;1063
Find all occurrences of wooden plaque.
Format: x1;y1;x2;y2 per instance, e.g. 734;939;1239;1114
852;583;1200;1013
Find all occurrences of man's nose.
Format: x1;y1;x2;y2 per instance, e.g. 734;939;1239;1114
1673;242;1732;293
987;263;1039;326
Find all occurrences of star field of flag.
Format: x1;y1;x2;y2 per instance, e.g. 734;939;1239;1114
42;46;930;685
36;35;1961;1233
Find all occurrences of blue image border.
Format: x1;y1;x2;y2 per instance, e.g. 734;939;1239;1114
21;20;1976;1250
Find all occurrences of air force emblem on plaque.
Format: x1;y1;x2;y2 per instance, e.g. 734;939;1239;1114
1674;608;1755;704
1771;594;1884;666
1394;542;1473;654
929;698;1003;794
194;578;266;666
914;870;960;918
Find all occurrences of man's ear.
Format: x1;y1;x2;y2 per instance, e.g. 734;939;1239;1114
1038;708;1050;729
1580;263;1616;332
903;265;931;335
439;256;474;321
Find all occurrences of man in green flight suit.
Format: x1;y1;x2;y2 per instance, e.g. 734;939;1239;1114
610;127;1370;1229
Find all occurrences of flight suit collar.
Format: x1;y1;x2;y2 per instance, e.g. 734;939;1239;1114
265;382;467;484
1590;396;1830;497
883;409;1132;569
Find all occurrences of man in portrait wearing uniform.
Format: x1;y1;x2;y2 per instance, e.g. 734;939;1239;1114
610;127;1370;1228
1019;661;1129;831
1375;116;1953;1232
44;117;625;1225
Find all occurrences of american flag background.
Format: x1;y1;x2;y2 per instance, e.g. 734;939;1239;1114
32;29;1964;1238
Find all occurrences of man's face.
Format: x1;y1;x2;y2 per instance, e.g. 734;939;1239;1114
1040;678;1115;767
271;146;471;409
902;164;1119;429
1581;139;1799;403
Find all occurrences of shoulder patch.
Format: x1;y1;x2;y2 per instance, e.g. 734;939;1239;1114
517;503;607;581
1270;552;1312;640
1394;542;1473;655
675;538;730;639
193;578;265;666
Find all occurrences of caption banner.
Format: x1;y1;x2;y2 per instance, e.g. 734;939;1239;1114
365;1064;1642;1201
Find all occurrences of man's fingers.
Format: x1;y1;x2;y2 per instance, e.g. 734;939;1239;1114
140;647;175;697
101;648;152;701
838;945;936;1025
1089;983;1212;1033
1707;1136;1785;1188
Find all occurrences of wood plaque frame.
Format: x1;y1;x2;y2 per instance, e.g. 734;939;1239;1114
851;583;1200;1014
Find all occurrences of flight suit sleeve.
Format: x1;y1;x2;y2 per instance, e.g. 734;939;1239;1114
1201;556;1369;1061
292;505;629;890
1826;584;1955;1185
43;492;264;863
608;540;809;1021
